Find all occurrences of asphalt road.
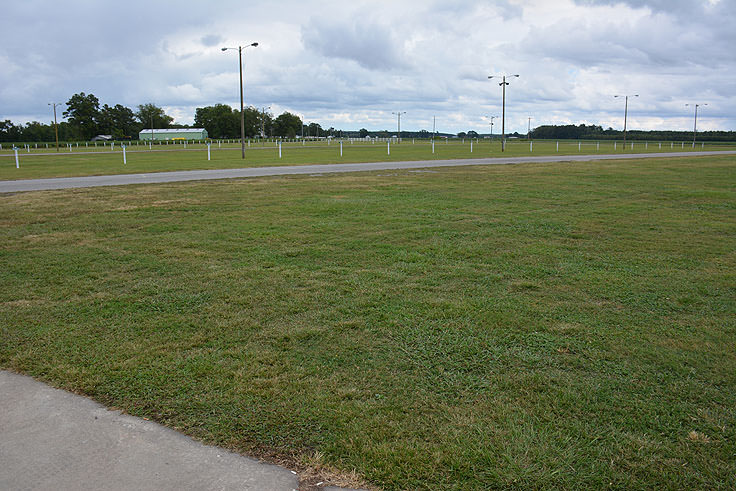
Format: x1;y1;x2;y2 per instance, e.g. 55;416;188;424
1;150;734;193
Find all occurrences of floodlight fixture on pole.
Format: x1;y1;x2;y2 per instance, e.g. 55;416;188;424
392;111;406;142
48;102;61;152
487;116;498;139
685;103;707;148
222;42;259;159
488;74;520;152
614;94;638;149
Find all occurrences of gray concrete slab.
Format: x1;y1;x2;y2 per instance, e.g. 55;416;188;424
1;150;734;193
0;370;352;491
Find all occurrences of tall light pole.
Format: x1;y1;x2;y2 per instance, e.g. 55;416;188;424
48;102;61;152
392;111;406;142
488;74;519;152
614;94;638;150
527;116;533;140
685;103;707;148
488;115;498;139
261;105;271;142
222;42;259;159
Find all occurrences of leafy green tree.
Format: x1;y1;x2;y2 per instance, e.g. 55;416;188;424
0;120;22;142
63;92;101;140
21;122;54;142
195;104;240;138
136;103;174;129
243;106;263;138
273;112;302;138
99;104;140;138
307;122;323;138
359;128;369;138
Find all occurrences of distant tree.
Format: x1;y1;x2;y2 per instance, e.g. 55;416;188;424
0;120;22;142
99;104;140;138
273;112;302;138
307;122;323;138
63;92;101;140
242;106;274;138
195;104;240;138
457;132;467;138
136;103;174;129
467;130;479;138
359;128;369;138
21;122;54;142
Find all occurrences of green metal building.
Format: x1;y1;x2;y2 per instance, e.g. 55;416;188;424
139;128;208;141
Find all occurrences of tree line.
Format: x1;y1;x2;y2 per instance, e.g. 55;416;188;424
1;92;313;142
529;124;736;142
3;97;735;143
1;93;175;142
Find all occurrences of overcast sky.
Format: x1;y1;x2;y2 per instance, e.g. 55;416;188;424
1;0;734;134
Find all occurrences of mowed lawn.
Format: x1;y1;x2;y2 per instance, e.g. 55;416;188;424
1;139;732;180
1;155;734;489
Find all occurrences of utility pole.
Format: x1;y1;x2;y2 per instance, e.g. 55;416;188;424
222;42;259;158
527;117;532;140
392;111;406;142
48;102;61;152
261;105;271;144
614;94;638;150
488;116;497;139
685;103;707;148
489;74;519;152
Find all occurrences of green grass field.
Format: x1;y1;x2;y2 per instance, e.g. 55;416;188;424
1;155;735;489
1;138;732;180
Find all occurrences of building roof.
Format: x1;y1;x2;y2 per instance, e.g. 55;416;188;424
138;128;206;134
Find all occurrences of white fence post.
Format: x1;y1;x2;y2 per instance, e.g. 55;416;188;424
207;142;211;161
387;140;390;155
14;148;19;168
340;141;343;157
279;141;282;158
123;145;127;164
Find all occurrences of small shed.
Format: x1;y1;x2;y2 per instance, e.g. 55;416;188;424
139;128;208;141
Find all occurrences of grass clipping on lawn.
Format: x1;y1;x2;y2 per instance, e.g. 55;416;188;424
1;155;735;490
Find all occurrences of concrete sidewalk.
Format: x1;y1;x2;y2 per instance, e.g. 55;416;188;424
0;371;360;491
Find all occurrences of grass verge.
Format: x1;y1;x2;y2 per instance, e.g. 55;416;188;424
1;139;733;180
